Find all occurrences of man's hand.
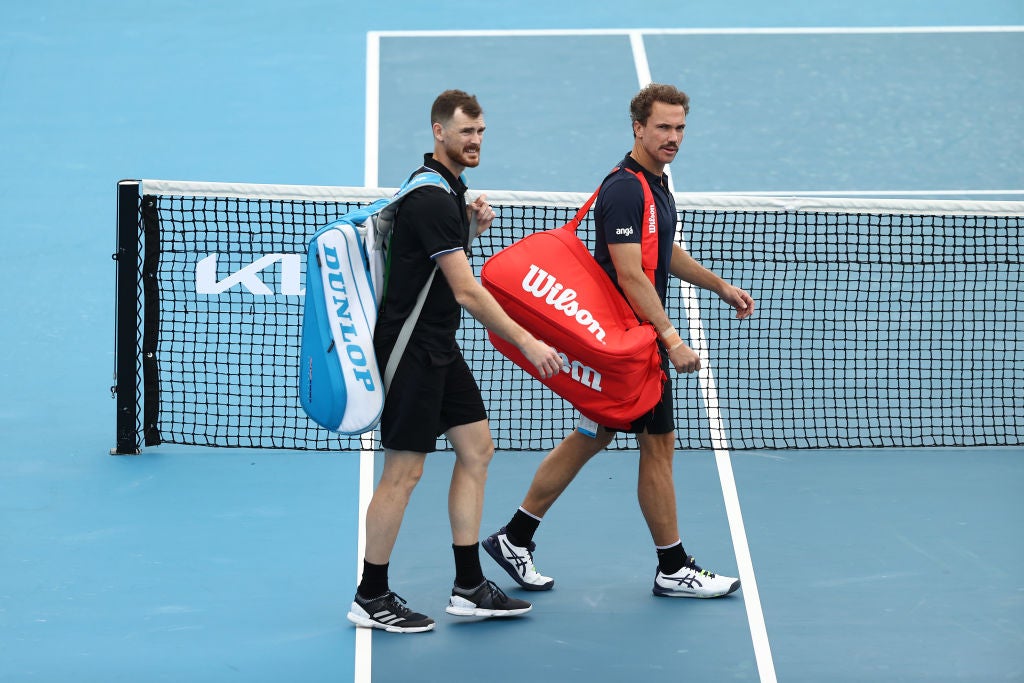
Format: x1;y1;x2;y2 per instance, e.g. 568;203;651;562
719;284;755;319
468;194;495;234
668;342;701;374
520;337;562;380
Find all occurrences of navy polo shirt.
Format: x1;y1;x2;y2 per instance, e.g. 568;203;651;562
593;154;677;303
375;154;470;352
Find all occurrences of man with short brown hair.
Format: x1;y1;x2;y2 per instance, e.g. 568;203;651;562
485;83;755;600
346;90;562;633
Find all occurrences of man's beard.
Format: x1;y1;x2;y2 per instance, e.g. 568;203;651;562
447;142;480;168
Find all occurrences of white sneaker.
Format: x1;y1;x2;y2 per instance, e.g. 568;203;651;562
482;527;555;591
653;558;740;598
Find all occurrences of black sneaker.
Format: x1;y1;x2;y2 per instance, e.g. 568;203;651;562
445;579;532;618
347;591;435;633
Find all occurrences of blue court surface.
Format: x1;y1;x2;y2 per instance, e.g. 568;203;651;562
2;2;1023;682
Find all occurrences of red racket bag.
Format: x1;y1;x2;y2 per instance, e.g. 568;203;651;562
481;171;666;430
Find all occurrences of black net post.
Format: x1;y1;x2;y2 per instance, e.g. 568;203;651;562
111;180;141;454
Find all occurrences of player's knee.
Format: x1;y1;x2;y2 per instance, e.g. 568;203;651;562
570;427;614;456
462;440;494;470
380;452;426;492
594;429;615;451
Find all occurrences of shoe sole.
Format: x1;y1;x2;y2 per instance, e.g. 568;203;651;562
445;604;532;618
346;605;435;633
652;579;741;599
482;536;555;591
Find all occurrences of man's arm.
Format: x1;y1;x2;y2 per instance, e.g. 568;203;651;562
607;242;701;373
608;243;672;332
435;249;562;379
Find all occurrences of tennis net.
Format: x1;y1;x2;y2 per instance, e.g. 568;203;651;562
111;179;1023;453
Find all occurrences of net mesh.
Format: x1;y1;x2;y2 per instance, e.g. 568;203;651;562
124;181;1023;451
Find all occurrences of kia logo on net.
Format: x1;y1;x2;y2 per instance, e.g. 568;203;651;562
520;264;607;343
194;253;303;295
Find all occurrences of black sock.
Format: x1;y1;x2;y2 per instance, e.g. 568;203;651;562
656;542;687;575
453;543;485;590
505;507;541;546
357;560;389;599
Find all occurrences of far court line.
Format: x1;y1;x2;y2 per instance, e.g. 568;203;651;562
369;26;1024;38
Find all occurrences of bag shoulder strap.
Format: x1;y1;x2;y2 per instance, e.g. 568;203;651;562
374;168;452;248
564;166;659;286
619;167;659;287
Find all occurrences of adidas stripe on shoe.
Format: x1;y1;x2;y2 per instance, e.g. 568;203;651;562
482;527;554;591
652;557;741;599
445;579;532;618
347;591;435;633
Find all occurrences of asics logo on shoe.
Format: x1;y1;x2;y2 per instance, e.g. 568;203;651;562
500;538;530;574
666;573;703;589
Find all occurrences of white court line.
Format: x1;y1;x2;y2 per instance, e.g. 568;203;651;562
630;30;777;683
353;433;375;683
365;32;381;187
371;25;1024;38
354;34;381;683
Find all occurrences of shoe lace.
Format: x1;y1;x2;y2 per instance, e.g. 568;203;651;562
383;591;413;616
685;556;717;578
525;547;542;572
483;580;511;604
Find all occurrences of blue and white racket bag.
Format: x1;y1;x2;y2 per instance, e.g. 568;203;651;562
299;171;453;434
300;213;386;434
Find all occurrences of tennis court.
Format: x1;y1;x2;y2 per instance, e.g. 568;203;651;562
2;2;1022;682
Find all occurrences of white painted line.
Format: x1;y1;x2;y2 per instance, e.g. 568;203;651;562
630;33;778;683
353;433;375;683
365;33;381;187
370;25;1024;38
356;33;381;679
713;446;777;683
629;31;652;86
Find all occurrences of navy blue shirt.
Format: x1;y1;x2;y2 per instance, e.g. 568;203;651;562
593;154;677;303
375;154;469;352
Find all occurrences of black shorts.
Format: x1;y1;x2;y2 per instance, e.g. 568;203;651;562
608;355;674;435
377;343;487;453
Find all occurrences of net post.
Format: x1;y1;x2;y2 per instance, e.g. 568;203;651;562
111;180;141;455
